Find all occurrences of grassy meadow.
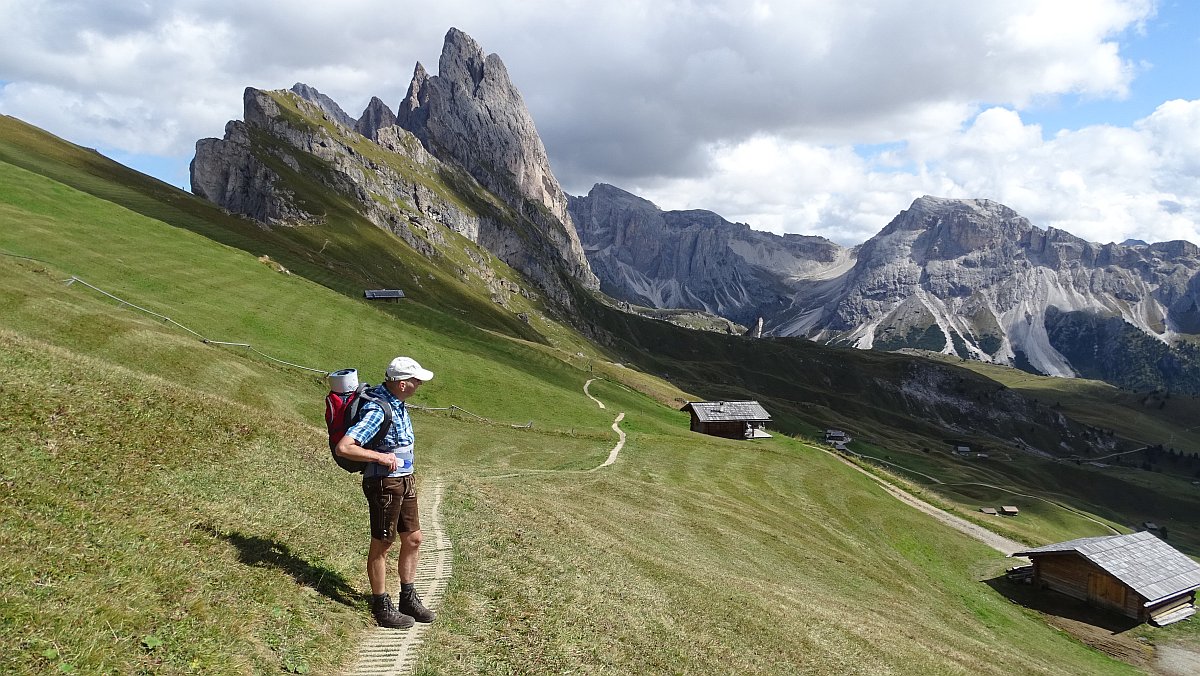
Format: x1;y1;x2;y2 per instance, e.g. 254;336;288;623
0;116;1189;673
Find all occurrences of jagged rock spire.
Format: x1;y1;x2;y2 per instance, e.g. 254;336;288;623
356;96;397;140
396;28;597;289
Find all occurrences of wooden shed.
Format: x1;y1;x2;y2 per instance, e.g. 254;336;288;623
1012;532;1200;626
681;401;772;440
364;289;405;301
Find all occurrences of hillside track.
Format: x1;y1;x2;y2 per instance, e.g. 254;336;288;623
591;412;626;470
344;478;453;676
584;379;626;470
583;377;606;409
824;448;1026;556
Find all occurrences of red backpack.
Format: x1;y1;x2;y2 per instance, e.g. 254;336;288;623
325;383;392;473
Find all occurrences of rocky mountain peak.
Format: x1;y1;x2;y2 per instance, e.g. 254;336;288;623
582;183;660;213
289;83;355;128
396;27;597;290
396;62;430;135
193;29;600;307
864;196;1035;264
355;96;397;140
570;182;849;325
439;27;489;89
574;182;1200;392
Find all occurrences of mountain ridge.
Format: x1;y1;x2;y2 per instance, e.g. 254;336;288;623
191;28;597;308
573;185;1200;392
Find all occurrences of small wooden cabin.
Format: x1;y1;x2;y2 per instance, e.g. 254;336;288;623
364;289;406;301
1013;532;1200;626
825;429;849;443
681;401;771;440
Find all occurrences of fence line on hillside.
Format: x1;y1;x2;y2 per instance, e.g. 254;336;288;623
407;404;532;428
4;250;533;427
63;275;329;374
1;249;54;265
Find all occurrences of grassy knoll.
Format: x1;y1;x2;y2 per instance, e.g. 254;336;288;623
0;121;1178;673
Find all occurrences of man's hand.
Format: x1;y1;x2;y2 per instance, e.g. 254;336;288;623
376;451;399;473
335;435;397;473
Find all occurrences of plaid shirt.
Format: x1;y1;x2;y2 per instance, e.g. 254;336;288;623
345;385;415;478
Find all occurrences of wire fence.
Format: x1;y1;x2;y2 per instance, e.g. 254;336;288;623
3;249;527;427
64;275;329;374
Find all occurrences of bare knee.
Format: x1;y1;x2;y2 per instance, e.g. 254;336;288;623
399;530;423;550
369;538;393;558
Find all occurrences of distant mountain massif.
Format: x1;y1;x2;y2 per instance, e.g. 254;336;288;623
188;26;1200;395
571;185;1200;393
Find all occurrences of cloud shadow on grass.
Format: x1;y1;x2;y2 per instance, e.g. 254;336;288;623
198;523;362;607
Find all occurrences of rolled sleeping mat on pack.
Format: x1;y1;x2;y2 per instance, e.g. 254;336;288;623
327;368;359;393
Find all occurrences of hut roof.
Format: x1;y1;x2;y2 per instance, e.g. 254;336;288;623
364;289;405;299
1013;531;1200;604
681;400;771;423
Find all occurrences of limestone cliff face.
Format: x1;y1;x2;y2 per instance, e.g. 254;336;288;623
190;92;316;227
780;196;1200;383
577;186;1200;390
192;87;479;254
397;28;597;290
190;29;599;306
570;183;848;326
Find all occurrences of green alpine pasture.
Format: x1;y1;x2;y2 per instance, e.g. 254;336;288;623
0;115;1188;673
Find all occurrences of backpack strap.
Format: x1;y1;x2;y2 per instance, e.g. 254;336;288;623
354;386;394;450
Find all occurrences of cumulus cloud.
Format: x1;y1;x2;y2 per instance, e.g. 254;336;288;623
644;99;1200;247
3;0;1193;246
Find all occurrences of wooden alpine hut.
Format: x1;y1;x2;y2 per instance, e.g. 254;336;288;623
1012;531;1200;626
680;400;772;440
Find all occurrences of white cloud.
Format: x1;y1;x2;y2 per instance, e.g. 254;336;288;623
3;0;1192;246
639;97;1200;247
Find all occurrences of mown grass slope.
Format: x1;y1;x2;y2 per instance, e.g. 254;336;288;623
0;118;1170;673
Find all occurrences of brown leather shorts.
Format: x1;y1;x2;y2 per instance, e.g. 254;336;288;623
362;474;421;543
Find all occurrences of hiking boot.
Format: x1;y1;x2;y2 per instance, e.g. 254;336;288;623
396;589;437;623
371;593;414;629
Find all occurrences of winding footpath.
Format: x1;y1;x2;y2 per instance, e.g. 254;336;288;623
592;413;626;470
585;379;626;470
851;451;1119;536
824;449;1026;556
583;378;606;409
344;479;453;676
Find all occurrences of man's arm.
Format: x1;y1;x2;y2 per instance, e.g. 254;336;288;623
336;406;399;472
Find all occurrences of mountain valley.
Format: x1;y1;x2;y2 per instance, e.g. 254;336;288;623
2;25;1199;675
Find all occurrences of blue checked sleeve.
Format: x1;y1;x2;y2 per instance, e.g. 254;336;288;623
345;403;385;446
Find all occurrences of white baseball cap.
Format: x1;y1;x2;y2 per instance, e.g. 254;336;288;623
385;356;434;382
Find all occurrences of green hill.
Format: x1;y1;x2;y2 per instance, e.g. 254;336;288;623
0;115;1189;673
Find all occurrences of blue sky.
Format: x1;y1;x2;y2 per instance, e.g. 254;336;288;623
1021;1;1199;132
1;0;1197;246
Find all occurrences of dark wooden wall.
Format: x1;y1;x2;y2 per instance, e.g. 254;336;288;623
1035;554;1144;619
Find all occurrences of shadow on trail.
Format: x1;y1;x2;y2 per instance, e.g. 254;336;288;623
197;523;362;607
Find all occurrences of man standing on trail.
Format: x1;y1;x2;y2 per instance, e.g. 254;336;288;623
335;356;438;629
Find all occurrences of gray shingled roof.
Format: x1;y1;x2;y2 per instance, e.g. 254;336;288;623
1013;531;1200;604
683;400;771;422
